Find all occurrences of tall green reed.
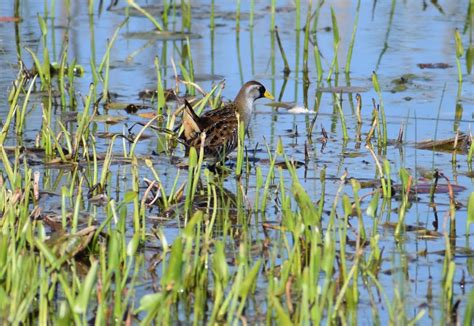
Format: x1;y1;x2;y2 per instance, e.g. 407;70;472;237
345;0;361;74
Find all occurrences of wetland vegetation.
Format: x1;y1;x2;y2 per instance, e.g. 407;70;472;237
0;0;474;324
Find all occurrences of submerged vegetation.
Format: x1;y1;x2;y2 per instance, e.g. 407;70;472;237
0;0;473;324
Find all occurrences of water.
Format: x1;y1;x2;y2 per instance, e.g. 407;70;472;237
0;0;473;323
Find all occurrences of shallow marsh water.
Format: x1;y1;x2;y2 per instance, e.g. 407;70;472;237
0;0;473;324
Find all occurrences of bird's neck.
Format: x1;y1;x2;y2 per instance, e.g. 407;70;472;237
234;93;254;127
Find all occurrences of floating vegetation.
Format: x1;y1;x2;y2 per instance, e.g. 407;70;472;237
124;30;201;41
417;62;453;69
390;73;421;93
415;133;472;154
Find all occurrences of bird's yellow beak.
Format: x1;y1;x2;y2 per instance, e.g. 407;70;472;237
263;90;274;100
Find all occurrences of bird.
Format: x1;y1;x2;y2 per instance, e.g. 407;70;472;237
179;80;274;164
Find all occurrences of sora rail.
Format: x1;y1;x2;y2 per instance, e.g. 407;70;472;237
180;81;274;163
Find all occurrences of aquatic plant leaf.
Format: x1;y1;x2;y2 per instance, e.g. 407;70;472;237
322;231;335;275
390;74;418;92
342;194;353;218
372;72;381;94
123;191;138;203
467;192;474;228
239;260;262;298
271;295;292;325
212;241;229;286
24;47;45;84
183;210;203;238
37;14;47;36
138;293;163;313
161;239;183;290
454;29;464;58
464;290;474;325
444;261;455;298
292;181;320;226
399;168;410;190
276;138;284;155
466;46;473;74
367;192;380;218
127;0;163;30
127;233;140;257
330;7;340;44
35;239;61;267
73;260;98;313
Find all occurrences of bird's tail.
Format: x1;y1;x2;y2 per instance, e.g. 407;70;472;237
181;99;203;140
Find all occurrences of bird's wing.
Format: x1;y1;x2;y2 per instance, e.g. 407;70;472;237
201;116;238;154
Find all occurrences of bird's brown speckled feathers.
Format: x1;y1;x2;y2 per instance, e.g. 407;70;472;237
179;81;273;162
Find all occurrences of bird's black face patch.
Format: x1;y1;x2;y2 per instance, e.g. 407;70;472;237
258;85;266;98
